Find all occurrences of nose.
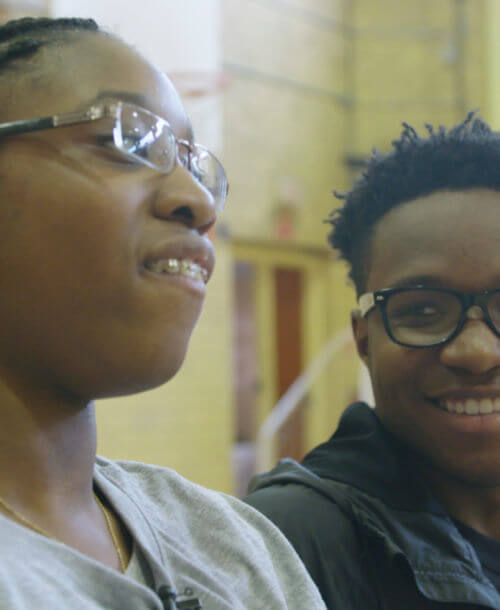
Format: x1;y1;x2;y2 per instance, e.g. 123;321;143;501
152;165;216;234
440;319;500;375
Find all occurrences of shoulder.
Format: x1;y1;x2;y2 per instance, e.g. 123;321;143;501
245;482;377;609
245;481;358;552
95;457;326;608
96;455;286;533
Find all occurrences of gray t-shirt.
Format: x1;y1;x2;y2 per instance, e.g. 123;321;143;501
0;456;326;609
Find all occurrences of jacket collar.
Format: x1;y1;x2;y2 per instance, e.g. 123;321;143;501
300;402;444;513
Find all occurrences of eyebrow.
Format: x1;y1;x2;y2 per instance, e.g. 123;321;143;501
388;275;500;291
91;90;151;108
388;275;449;289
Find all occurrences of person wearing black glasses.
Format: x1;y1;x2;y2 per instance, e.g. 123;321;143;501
245;114;500;609
0;17;326;610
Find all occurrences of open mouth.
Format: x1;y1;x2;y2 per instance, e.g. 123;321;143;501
433;397;500;415
144;258;208;283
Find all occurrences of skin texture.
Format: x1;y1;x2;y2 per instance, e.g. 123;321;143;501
0;32;216;569
352;189;500;538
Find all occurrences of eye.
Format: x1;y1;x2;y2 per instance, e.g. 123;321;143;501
393;302;441;317
92;134;143;167
121;127;155;154
390;301;445;329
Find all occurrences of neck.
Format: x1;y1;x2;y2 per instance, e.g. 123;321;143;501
425;468;500;541
0;374;132;572
0;377;97;510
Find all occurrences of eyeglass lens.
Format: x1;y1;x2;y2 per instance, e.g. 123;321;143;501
188;144;228;209
491;291;500;327
114;104;177;172
114;104;227;211
385;289;500;346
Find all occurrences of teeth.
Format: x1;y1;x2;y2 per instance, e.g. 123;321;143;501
145;258;208;283
465;399;479;415
440;397;500;415
480;399;494;414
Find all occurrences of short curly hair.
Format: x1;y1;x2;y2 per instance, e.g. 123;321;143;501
0;17;100;73
327;112;500;296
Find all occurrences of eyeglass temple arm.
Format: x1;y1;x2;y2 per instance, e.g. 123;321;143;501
358;292;376;317
0;116;56;137
0;107;107;138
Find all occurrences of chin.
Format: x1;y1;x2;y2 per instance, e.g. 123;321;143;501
87;337;193;399
439;458;500;489
96;361;185;398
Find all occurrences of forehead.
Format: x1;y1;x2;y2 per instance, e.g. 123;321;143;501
4;32;190;137
368;189;500;292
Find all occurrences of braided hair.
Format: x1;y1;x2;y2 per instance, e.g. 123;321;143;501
0;17;99;72
327;112;500;295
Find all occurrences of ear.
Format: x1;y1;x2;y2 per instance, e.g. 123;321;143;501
351;309;370;367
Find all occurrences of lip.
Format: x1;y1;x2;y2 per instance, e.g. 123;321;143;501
423;387;500;437
428;387;500;402
142;235;215;284
426;387;500;423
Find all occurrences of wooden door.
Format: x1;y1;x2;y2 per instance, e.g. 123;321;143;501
274;267;305;460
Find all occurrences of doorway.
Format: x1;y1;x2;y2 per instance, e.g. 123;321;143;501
231;240;337;496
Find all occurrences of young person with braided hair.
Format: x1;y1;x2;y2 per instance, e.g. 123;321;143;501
0;16;326;610
245;115;500;609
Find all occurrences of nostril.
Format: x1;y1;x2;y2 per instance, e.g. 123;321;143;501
171;205;195;226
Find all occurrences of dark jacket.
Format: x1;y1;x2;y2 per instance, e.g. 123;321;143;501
244;403;500;609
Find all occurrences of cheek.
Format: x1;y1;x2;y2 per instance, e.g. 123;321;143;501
0;177;31;240
4;159;137;262
367;329;429;421
0;166;143;333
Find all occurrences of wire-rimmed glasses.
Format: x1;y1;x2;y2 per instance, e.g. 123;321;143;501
359;286;500;348
0;101;228;212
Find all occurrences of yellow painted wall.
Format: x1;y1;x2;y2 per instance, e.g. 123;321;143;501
485;0;500;128
222;0;348;247
352;0;486;155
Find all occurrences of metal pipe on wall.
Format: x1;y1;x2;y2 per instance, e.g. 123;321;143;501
223;62;457;110
247;0;450;40
247;0;351;34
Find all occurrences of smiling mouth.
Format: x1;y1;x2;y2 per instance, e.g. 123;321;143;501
144;258;209;283
434;397;500;415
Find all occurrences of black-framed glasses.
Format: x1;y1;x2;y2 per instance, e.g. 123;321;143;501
0;101;228;212
359;286;500;348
